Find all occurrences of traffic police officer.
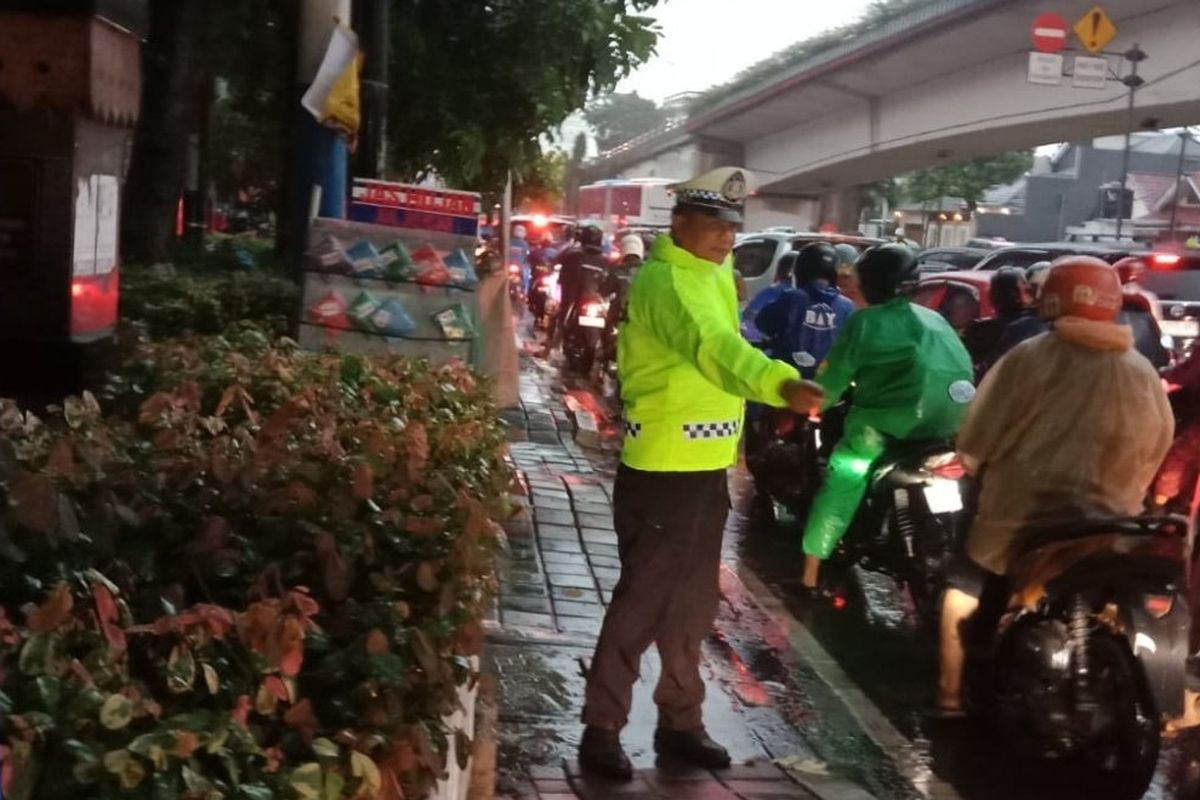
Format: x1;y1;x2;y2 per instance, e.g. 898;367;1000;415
579;167;824;779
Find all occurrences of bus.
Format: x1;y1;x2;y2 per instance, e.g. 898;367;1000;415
577;178;674;231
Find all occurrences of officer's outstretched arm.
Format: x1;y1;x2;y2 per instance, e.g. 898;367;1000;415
634;270;798;406
813;315;861;409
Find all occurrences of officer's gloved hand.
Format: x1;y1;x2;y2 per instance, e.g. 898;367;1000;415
780;379;825;416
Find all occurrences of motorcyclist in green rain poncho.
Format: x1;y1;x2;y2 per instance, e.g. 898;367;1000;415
801;244;975;591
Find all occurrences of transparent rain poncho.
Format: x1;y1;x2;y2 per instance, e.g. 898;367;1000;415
958;317;1174;574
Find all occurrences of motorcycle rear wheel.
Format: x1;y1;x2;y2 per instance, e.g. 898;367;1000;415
1071;633;1160;800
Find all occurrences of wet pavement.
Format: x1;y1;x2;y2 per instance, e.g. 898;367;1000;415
736;471;1200;800
489;357;902;800
489;328;1200;800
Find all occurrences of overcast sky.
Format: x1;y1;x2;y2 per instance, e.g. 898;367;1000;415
617;0;878;101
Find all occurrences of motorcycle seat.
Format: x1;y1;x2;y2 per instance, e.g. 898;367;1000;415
1025;516;1188;545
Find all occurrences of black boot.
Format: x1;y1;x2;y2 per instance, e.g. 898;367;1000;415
578;726;633;781
653;728;732;769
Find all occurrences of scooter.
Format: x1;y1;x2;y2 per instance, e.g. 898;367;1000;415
967;515;1190;800
562;291;608;376
828;437;968;626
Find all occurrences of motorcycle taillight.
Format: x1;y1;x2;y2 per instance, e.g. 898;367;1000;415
508;263;520;275
774;411;797;438
1143;594;1174;618
923;452;965;480
583;302;603;317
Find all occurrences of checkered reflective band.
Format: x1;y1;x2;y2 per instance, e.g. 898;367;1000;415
682;420;740;440
624;421;643;438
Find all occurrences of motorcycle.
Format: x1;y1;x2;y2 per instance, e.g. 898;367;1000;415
507;262;526;311
744;407;823;521
528;263;555;327
967;515;1190;800
598;270;634;383
828;437;967;625
563;291;608;375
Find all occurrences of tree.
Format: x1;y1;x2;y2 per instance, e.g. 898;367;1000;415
905;151;1034;209
122;0;291;264
513;149;570;210
387;0;661;193
121;0;659;263
585;92;667;151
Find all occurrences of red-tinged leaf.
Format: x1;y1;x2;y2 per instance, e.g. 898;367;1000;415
455;619;485;657
280;640;304;678
26;583;73;632
283;698;318;741
188;516;231;557
138;392;175;425
352;463;374;501
92;582;118;624
46;439;76;480
365;629;389;655
215;385;241;417
210;451;236;485
174;731;201;758
10;473;59;534
416;562;438;593
317;534;351;603
288;589;320;619
102;622;127;653
411;494;434;512
259;400;300;442
264;675;290;702
287;481;318;509
405;517;442;537
404;424;429;483
153;428;180;450
232;694;252;729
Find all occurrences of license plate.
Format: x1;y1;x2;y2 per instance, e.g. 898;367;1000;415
579;315;606;328
1161;320;1199;338
924;479;963;514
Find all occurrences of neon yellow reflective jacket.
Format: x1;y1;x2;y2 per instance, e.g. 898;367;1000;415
618;235;800;471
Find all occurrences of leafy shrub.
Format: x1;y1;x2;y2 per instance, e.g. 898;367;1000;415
0;329;510;799
121;265;298;341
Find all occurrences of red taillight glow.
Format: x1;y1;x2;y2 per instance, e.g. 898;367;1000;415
832;595;847;610
774;412;796;438
1143;594;1174;618
508;263;520;275
531;214;549;229
924;452;966;480
71;281;85;298
582;302;603;317
1154;253;1182;268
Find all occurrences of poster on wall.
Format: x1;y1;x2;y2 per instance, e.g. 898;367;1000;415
301;180;484;367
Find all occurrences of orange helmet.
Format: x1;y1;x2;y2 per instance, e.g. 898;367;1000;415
1112;255;1148;286
1038;255;1123;322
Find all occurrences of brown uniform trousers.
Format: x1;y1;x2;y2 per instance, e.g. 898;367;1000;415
582;465;729;732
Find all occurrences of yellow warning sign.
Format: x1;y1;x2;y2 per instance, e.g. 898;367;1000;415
1074;5;1117;54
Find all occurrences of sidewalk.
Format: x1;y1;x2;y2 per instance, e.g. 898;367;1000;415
488;361;881;800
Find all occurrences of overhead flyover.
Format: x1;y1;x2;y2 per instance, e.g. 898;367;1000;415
590;0;1200;224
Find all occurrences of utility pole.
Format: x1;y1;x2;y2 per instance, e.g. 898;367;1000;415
1114;44;1146;241
1169;128;1191;242
353;0;388;179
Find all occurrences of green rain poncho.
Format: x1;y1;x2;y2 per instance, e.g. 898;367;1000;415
802;296;974;559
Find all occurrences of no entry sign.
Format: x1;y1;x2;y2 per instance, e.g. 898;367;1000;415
1031;12;1069;53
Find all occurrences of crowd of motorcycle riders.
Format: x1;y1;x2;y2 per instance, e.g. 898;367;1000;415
488;218;1200;767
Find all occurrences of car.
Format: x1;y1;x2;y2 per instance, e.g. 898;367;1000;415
733;231;885;306
915;268;1171;369
1139;251;1200;353
917;246;989;275
969;243;1136;272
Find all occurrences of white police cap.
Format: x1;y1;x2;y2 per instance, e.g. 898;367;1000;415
669;167;755;224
